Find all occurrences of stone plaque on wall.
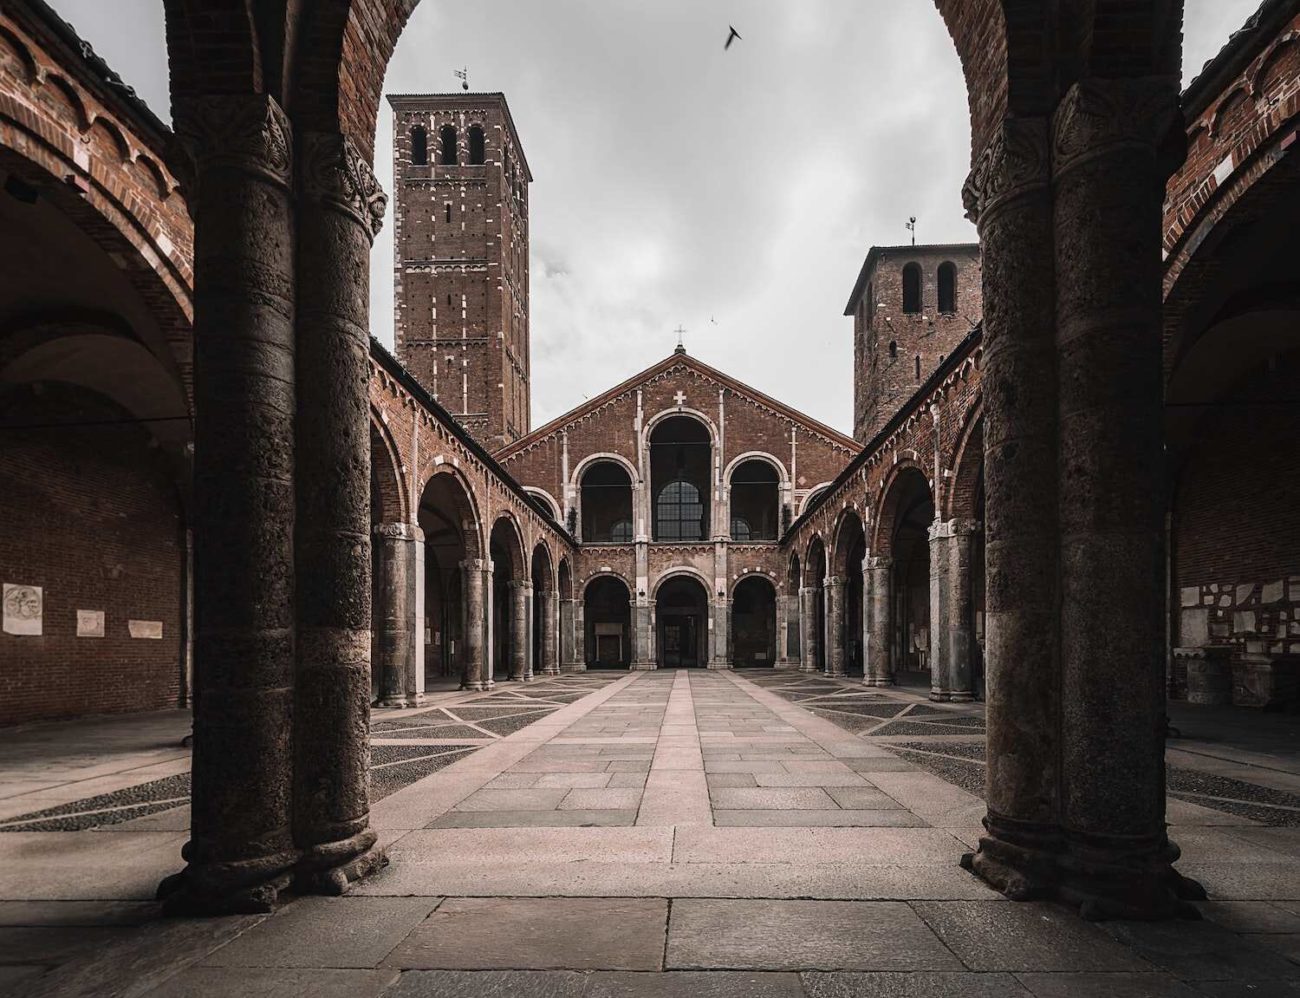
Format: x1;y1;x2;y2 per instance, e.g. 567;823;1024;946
128;619;163;640
3;584;43;636
77;610;105;638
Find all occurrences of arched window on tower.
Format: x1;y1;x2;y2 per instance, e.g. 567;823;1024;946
439;125;458;165
938;261;958;314
410;125;428;165
902;263;922;314
469;125;486;165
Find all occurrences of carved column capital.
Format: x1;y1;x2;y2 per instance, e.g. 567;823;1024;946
962;117;1050;224
867;556;893;571
300;132;388;239
174;94;293;197
1051;77;1183;179
373;522;423;542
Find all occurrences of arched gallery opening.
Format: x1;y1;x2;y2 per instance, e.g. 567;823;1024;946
836;513;867;677
417;473;475;688
584;575;631;669
580;461;633;542
531;543;554;676
650;416;711;542
489;517;525;682
805;538;827;672
732;576;776;667
785;554;802;665
557;558;575;668
730;459;780;541
656;575;710;668
886;468;934;688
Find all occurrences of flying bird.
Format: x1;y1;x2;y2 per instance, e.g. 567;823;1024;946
725;26;742;50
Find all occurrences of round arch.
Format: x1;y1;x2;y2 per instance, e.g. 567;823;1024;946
870;461;932;557
583;573;632;669
732;574;778;668
583;569;635;598
524;486;561;522
723;450;789;486
945;404;985;522
369;411;407;525
803;535;828;587
530;541;556;594
416;463;483;560
488;513;527;580
641;406;719;450
650;566;714;600
799;483;833;517
831;508;867;577
571;451;641;489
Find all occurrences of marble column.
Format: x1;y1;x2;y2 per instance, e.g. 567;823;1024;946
709;597;731;669
944;520;978;703
958;117;1064;902
373;522;423;707
508;580;529;681
523;581;535;681
864;557;892;687
540;590;559;675
825;576;846;677
928;520;950;700
633;600;654;670
775;594;797;669
573;599;588;670
558;596;579;671
461;559;488;691
798;586;819;673
291;131;389;895
160;94;299;915
1052;78;1199;919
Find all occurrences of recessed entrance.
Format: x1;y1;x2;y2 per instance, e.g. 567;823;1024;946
656;576;709;669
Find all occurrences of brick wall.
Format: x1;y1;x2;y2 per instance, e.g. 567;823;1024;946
0;386;184;725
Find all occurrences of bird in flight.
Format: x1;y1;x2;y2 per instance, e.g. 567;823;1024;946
725;26;742;50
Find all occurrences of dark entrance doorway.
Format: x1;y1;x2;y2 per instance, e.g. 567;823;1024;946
584;575;631;669
656;576;709;668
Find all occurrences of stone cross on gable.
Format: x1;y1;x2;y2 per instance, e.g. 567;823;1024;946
674;390;687;407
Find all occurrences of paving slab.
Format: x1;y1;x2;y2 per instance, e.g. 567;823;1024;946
824;787;904;809
752;773;870;788
912;901;1153;973
384;897;667;970
586;970;807;996
389;827;672;864
381;969;588;997
1102;918;1300;982
1013;971;1207;997
534;773;613;789
140;967;399;997
713;809;926;827
607;772;649;789
709;788;837;810
801;970;1031;997
560;788;643;810
1197;900;1300;934
667;899;962;971
0;900;159;926
673;826;964;865
428;809;637;828
707;773;758;788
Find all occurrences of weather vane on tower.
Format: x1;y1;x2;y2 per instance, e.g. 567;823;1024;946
906;216;917;246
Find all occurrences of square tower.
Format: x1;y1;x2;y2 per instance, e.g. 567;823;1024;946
844;244;982;442
388;92;532;452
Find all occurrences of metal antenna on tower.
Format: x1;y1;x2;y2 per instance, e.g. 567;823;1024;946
906;217;917;246
454;67;469;91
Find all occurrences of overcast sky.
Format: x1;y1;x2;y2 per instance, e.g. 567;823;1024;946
53;0;1261;434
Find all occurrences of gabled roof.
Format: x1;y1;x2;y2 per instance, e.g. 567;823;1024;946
495;350;860;460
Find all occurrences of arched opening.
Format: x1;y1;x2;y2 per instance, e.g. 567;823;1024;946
805;538;827;673
786;553;802;664
468;125;486;165
580;461;634;542
656;575;709;668
733;576;776;667
410;125;428;165
650;416;711;542
834;512;867;678
729;459;780;541
902;262;922;314
585;575;630;669
885;469;934;688
531;543;554;677
417;472;476;689
557;559;574;668
937;261;957;314
438;124;458;165
489;517;525;682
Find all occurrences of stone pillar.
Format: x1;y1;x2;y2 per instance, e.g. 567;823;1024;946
508;580;529;681
825;576;846;677
573;599;588;670
291;131;389;895
461;559;488;691
1052;78;1198;919
373;523;423;707
160;94;299;915
928;520;950;700
958;117;1064;902
944;520;978;703
540;590;559;675
775;593;797;669
798;587;819;673
709;596;731;669
523;581;535;681
633;600;654;670
864;557;892;686
559;596;580;671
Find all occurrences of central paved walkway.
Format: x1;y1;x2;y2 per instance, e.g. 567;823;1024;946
3;671;1300;996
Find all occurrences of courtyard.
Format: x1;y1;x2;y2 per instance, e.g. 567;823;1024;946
2;671;1299;997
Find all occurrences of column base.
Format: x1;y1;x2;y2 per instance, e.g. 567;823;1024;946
295;830;387;897
540;667;561;676
560;662;587;673
459;680;488;692
798;664;819;674
929;689;974;703
157;847;298;916
707;661;733;671
863;676;894;687
375;693;426;709
774;659;798;670
961;810;1063;902
826;668;847;678
1059;829;1205;921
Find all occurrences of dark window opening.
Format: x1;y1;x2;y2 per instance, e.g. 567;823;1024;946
902;262;922;314
581;462;634;543
730;459;780;541
657;480;705;542
411;125;428;165
889;340;897;359
650;416;711;542
439;125;458;165
915;355;921;381
468;125;486;164
938;261;958;314
444;203;452;223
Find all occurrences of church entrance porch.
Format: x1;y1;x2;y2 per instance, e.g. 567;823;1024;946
656;576;709;669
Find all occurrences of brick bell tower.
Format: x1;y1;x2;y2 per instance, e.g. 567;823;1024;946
388;92;532;451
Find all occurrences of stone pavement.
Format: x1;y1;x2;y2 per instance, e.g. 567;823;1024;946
2;670;1300;996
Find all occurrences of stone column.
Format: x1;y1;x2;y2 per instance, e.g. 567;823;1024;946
798;587;819;673
927;520;953;701
864;557;892;686
461;559;488;691
958;117;1064;901
709;596;731;669
559;596;579;671
540;589;559;675
291;131;390;895
774;594;796;669
507;580;529;681
944;520;978;703
523;581;535;681
573;599;588;670
160;94;299;915
825;576;846;677
373;523;423;707
633;600;654;670
1052;78;1199;919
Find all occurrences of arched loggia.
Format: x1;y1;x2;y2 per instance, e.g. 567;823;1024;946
489;516;528;682
531;543;558;676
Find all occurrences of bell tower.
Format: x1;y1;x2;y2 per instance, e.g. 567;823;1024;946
388;92;532;452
